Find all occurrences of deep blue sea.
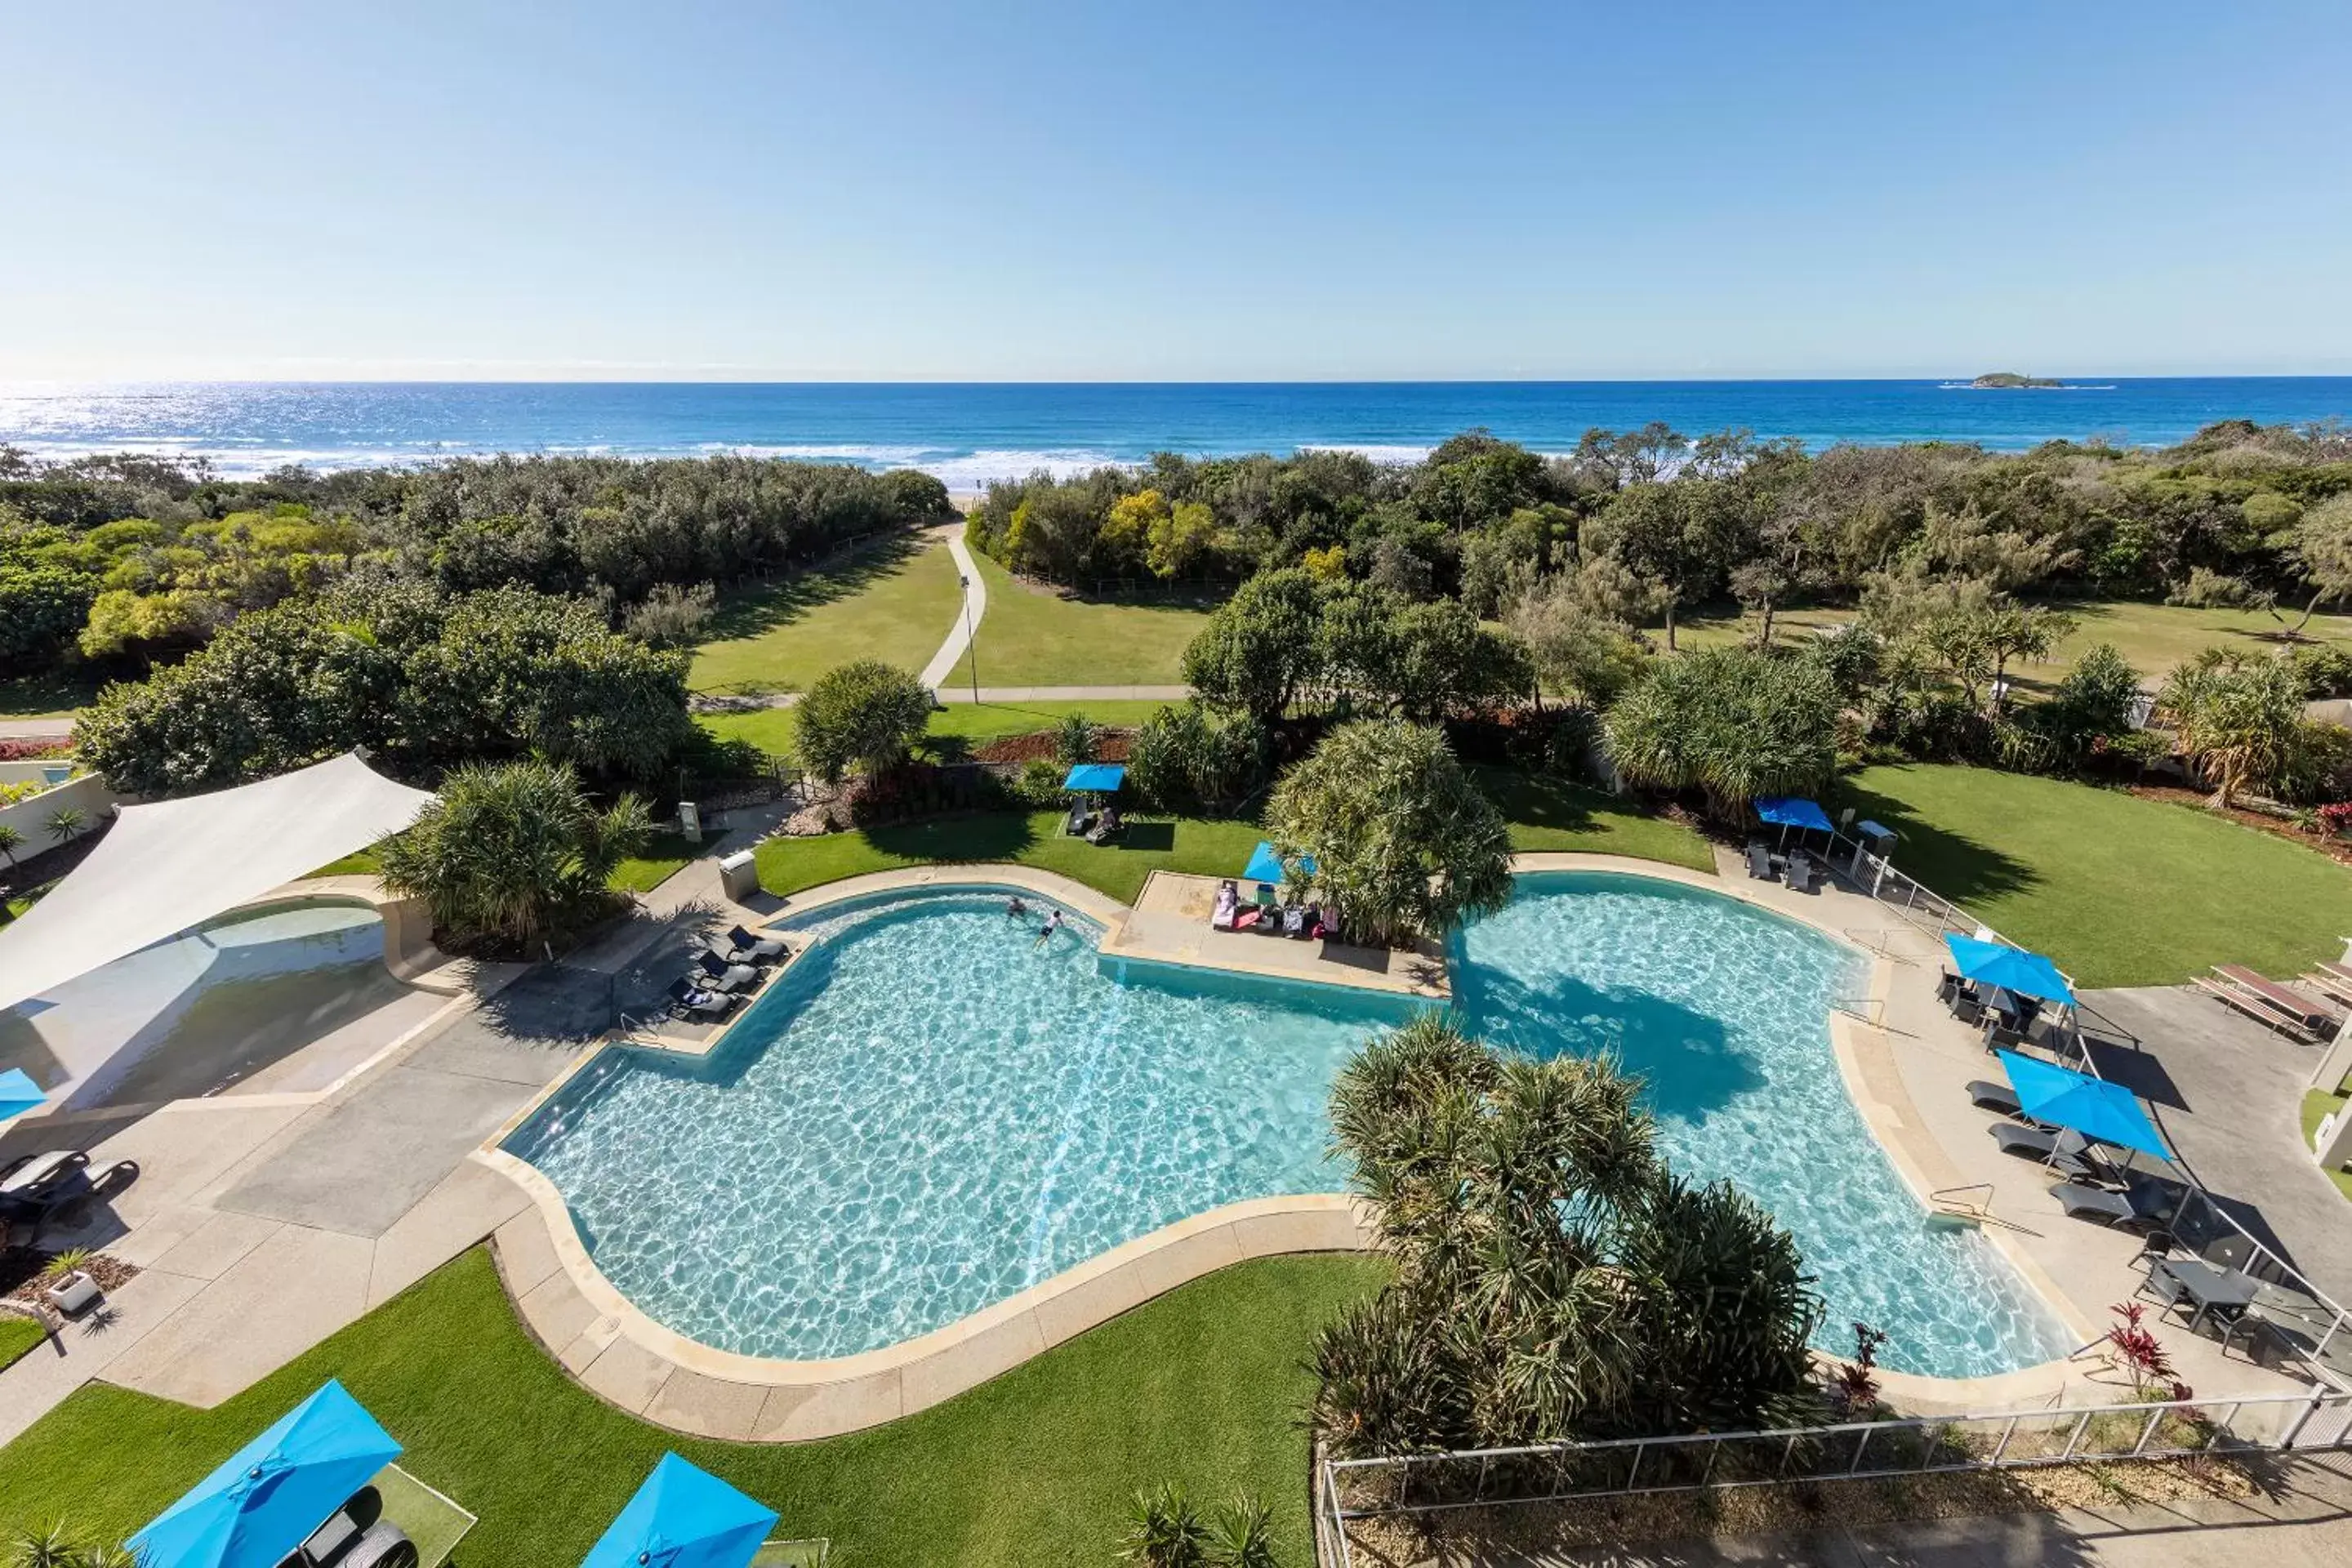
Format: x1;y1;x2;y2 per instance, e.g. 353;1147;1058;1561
2;379;2348;485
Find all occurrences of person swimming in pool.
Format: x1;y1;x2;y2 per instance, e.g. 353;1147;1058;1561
1006;895;1029;920
1033;907;1064;947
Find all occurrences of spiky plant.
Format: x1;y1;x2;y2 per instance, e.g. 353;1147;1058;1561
1202;1494;1276;1568
40;807;86;848
0;824;23;868
1116;1482;1206;1567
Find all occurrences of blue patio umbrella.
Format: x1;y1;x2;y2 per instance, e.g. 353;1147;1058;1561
1944;934;2077;1008
1241;840;1316;885
583;1453;778;1568
129;1379;402;1568
0;1067;43;1125
1996;1049;2172;1161
1061;763;1125;793
1753;795;1834;833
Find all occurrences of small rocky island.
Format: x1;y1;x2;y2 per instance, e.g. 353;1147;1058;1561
1969;372;2065;388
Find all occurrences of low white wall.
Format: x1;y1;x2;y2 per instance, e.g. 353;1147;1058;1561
0;773;116;853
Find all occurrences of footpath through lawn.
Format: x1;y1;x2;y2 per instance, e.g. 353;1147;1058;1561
1837;764;2352;988
0;1250;1385;1568
942;550;1218;688
689;533;966;697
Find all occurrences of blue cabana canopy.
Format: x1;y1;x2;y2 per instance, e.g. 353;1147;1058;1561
1754;796;1834;832
0;1067;42;1125
1062;763;1125;793
130;1380;402;1568
583;1453;778;1568
1996;1049;2172;1161
1944;933;2077;1007
1242;840;1316;885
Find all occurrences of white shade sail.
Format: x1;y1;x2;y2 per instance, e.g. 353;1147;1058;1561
0;753;434;1017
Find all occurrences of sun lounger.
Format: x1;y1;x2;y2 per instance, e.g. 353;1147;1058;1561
1746;841;1776;881
666;977;738;1022
1966;1079;2023;1116
2053;1182;2138;1226
1062;803;1090;836
724;924;788;963
1785;853;1819;894
1210;880;1240;931
1281;903;1309;937
2214;964;2337;1033
0;1152;139;1241
1989;1124;2126;1186
693;951;761;992
2194;973;2323;1043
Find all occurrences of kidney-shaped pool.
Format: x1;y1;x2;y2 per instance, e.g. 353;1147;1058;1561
504;875;2072;1377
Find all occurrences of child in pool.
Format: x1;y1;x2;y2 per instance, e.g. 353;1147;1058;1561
1034;908;1064;947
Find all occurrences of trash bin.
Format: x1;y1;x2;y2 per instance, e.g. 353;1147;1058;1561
719;849;760;903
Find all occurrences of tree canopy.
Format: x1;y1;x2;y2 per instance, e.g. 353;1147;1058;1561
792;660;936;784
1604;645;1840;818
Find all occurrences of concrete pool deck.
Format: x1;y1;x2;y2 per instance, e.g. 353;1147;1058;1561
3;836;2332;1450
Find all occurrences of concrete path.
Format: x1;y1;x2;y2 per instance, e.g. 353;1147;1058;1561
918;529;988;691
2084;986;2352;1304
1473;1450;2352;1567
693;683;1191;713
0;716;74;741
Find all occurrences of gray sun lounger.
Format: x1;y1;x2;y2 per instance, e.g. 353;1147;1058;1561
2051;1181;2178;1229
666;978;738;1022
1785;853;1819;893
720;926;787;964
1967;1079;2023;1116
1991;1124;2124;1185
1746;841;1776;880
693;951;762;992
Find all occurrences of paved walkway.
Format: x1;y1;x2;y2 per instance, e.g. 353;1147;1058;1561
2083;986;2352;1304
1436;1450;2352;1567
0;716;74;742
917;528;987;690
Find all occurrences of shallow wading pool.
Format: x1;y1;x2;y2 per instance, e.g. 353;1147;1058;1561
506;875;2073;1376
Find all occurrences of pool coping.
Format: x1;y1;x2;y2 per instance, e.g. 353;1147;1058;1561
478;853;2099;1441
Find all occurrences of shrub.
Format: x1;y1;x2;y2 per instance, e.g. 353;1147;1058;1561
793;660;934;785
1605;646;1839;818
1052;711;1098;767
373;760;651;951
1011;757;1067;808
1125;702;1267;812
2292;643;2352;699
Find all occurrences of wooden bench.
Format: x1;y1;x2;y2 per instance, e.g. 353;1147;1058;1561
2194;973;2323;1044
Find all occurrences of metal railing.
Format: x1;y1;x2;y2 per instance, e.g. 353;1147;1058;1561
1318;1388;2352;1566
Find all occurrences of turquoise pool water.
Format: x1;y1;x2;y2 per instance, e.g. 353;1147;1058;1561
506;888;1415;1360
1454;872;2073;1379
506;876;2073;1376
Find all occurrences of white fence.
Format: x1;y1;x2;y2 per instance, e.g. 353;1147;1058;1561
1318;1388;2352;1566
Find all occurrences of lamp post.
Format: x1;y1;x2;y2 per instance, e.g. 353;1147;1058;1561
959;573;980;703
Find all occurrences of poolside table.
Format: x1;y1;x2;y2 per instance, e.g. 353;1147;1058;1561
2158;1258;2259;1334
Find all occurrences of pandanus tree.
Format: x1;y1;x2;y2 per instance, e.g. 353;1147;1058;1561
1312;1016;1824;1456
1603;645;1838;821
2157;648;2315;808
375;759;651;951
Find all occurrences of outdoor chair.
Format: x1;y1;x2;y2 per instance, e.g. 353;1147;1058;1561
666;978;738;1022
1936;970;1961;1005
1281;903;1309;938
1745;841;1776;880
1950;990;1986;1027
1062;803;1091;837
1784;853;1819;894
1980;1015;2029;1053
1210;880;1240;931
724;925;788;964
1085;808;1125;844
693;950;762;992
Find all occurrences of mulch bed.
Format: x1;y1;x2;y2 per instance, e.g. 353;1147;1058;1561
2125;783;2352;868
2;1248;140;1305
1340;1452;2256;1565
973;729;1134;765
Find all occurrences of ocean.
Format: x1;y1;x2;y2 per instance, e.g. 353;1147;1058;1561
2;379;2348;485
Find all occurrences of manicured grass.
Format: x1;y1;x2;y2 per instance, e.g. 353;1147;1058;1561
2;880;58;923
688;535;966;696
1673;598;2352;688
756;811;1269;906
2301;1090;2352;1204
697;699;1175;763
610;829;702;894
306;848;382;878
0;1315;47;1374
947;550;1217;688
0;670;101;720
0;1249;1383;1568
1836;764;2352;988
1477;769;1717;872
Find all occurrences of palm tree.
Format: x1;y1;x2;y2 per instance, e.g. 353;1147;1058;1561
2158;649;2309;808
40;807;85;848
0;824;23;868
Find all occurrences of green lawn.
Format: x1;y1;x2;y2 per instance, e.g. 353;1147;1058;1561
1836;764;2352;987
689;535;966;697
0;670;101;720
697;699;1174;763
1477;769;1717;872
0;1316;47;1374
2301;1090;2352;1204
1673;598;2352;689
756;811;1269;906
0;1249;1383;1568
2;880;58;924
948;550;1217;688
610;829;702;894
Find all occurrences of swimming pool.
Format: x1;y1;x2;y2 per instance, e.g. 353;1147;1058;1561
505;875;2073;1377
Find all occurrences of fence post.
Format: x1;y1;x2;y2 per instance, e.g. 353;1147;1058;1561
1847;1426;1873;1476
2131;1405;2167;1457
2059;1410;2093;1461
1624;1441;1646;1494
1989;1416;2020;1464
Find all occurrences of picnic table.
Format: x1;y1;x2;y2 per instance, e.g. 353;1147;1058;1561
2158;1258;2259;1334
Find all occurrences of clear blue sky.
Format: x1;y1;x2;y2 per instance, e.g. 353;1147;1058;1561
5;0;2346;381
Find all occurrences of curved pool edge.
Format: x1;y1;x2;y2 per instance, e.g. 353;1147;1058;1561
479;1143;1372;1441
482;852;2107;1440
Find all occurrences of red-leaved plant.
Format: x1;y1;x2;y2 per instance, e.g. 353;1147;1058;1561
2106;1301;2191;1401
1829;1321;1890;1419
0;738;72;762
